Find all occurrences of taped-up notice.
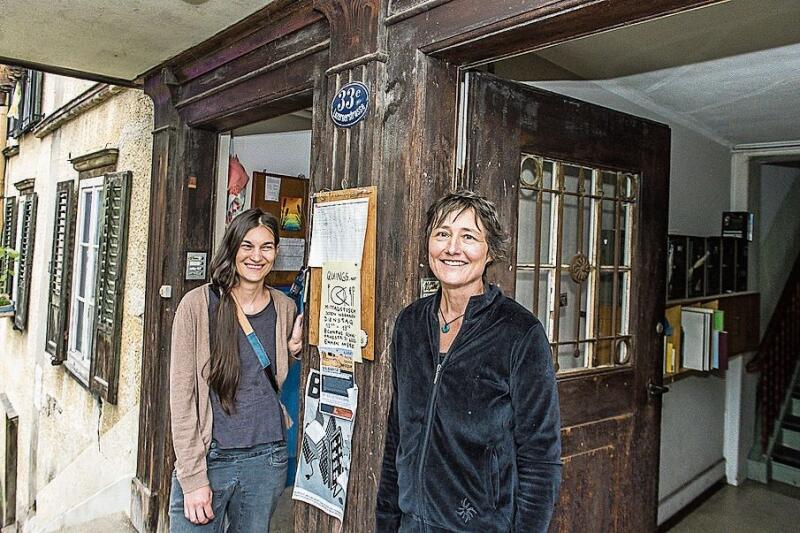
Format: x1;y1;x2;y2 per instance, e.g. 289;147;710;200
293;369;357;522
320;346;356;420
308;198;369;267
320;261;362;361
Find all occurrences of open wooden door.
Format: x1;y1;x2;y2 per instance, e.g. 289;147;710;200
464;71;670;532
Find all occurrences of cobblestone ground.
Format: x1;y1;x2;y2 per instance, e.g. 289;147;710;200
25;487;294;532
60;512;137;532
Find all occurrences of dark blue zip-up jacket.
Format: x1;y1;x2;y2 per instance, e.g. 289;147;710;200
376;284;562;532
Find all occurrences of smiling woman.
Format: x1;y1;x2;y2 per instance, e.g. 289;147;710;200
377;190;562;532
168;208;304;532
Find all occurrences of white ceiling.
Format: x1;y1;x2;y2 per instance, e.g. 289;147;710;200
0;0;274;83
494;0;800;147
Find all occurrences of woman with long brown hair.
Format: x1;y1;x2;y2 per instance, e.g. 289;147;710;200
168;208;303;532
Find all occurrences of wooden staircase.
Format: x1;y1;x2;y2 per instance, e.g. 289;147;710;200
748;249;800;486
770;368;800;485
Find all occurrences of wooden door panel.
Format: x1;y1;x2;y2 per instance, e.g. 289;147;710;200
466;71;669;531
550;446;616;531
557;415;634;531
558;369;634;427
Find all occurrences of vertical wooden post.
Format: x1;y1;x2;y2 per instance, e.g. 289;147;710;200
295;3;458;531
131;71;217;533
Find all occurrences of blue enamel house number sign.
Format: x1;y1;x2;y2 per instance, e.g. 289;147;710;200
331;81;370;128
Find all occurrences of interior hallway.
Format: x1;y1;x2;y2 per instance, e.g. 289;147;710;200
665;480;800;532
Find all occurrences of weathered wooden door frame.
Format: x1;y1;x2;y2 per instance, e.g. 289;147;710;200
132;3;331;530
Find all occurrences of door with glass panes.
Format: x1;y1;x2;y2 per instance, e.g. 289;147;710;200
464;72;669;531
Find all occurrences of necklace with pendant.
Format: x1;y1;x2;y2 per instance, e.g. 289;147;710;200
439;308;465;333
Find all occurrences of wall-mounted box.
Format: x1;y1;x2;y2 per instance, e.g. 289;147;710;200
722;211;754;241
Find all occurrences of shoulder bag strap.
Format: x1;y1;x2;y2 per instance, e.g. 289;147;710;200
230;294;281;395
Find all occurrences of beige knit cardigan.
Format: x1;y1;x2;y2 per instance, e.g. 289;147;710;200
169;284;296;493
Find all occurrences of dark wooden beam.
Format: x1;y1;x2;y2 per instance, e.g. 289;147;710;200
293;3;459;529
386;0;724;64
139;0;318;83
131;74;218;533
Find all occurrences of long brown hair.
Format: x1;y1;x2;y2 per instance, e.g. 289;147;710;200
208;208;280;414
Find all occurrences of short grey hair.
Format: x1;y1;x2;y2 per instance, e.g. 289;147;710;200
425;189;509;267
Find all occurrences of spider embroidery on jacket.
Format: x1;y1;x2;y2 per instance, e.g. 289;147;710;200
456;498;478;524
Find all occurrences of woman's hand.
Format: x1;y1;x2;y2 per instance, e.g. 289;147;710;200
289;314;304;356
184;485;214;524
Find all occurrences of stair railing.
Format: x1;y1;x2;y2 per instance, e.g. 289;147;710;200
747;248;800;452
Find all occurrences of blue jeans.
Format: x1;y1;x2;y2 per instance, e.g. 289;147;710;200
169;441;288;532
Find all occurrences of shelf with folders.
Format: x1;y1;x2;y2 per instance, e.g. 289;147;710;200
667;234;748;302
663;292;759;383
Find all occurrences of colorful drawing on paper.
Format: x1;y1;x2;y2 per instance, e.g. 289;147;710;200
281;197;303;231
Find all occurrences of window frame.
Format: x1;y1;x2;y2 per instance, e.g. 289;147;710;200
0;197;18;299
64;177;104;384
7;69;43;139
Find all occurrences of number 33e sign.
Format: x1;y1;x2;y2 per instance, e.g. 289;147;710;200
331;82;370;128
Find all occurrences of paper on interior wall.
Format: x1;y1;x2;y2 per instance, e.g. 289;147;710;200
307;198;368;267
265;175;281;202
293;369;357;522
273;237;305;272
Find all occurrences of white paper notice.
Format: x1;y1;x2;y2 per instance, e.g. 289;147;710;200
320;262;362;359
265;175;281;202
273;237;305;272
308;198;368;267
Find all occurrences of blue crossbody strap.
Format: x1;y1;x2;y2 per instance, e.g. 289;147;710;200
231;294;281;395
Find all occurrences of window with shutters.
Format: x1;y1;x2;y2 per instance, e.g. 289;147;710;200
61;171;131;403
65;178;103;382
45;181;76;363
6;69;43;138
0;197;18;299
13;193;37;331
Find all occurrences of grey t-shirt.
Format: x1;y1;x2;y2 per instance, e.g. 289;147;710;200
208;292;285;448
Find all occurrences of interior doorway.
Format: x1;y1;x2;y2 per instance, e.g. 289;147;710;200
212;109;313;498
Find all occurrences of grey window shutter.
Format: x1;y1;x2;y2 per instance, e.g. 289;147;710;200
45;181;77;363
14;193;38;331
89;172;132;404
1;197;18;297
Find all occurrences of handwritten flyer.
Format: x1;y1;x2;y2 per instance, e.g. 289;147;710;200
320;261;362;355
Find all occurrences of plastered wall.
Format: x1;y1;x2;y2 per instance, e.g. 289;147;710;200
0;78;153;529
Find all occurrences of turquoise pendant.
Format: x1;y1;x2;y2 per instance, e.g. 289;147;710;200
441;324;450;333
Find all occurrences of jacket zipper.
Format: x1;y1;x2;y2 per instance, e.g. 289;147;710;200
416;348;452;531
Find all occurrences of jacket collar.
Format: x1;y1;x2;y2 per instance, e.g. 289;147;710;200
426;283;504;358
428;282;503;321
